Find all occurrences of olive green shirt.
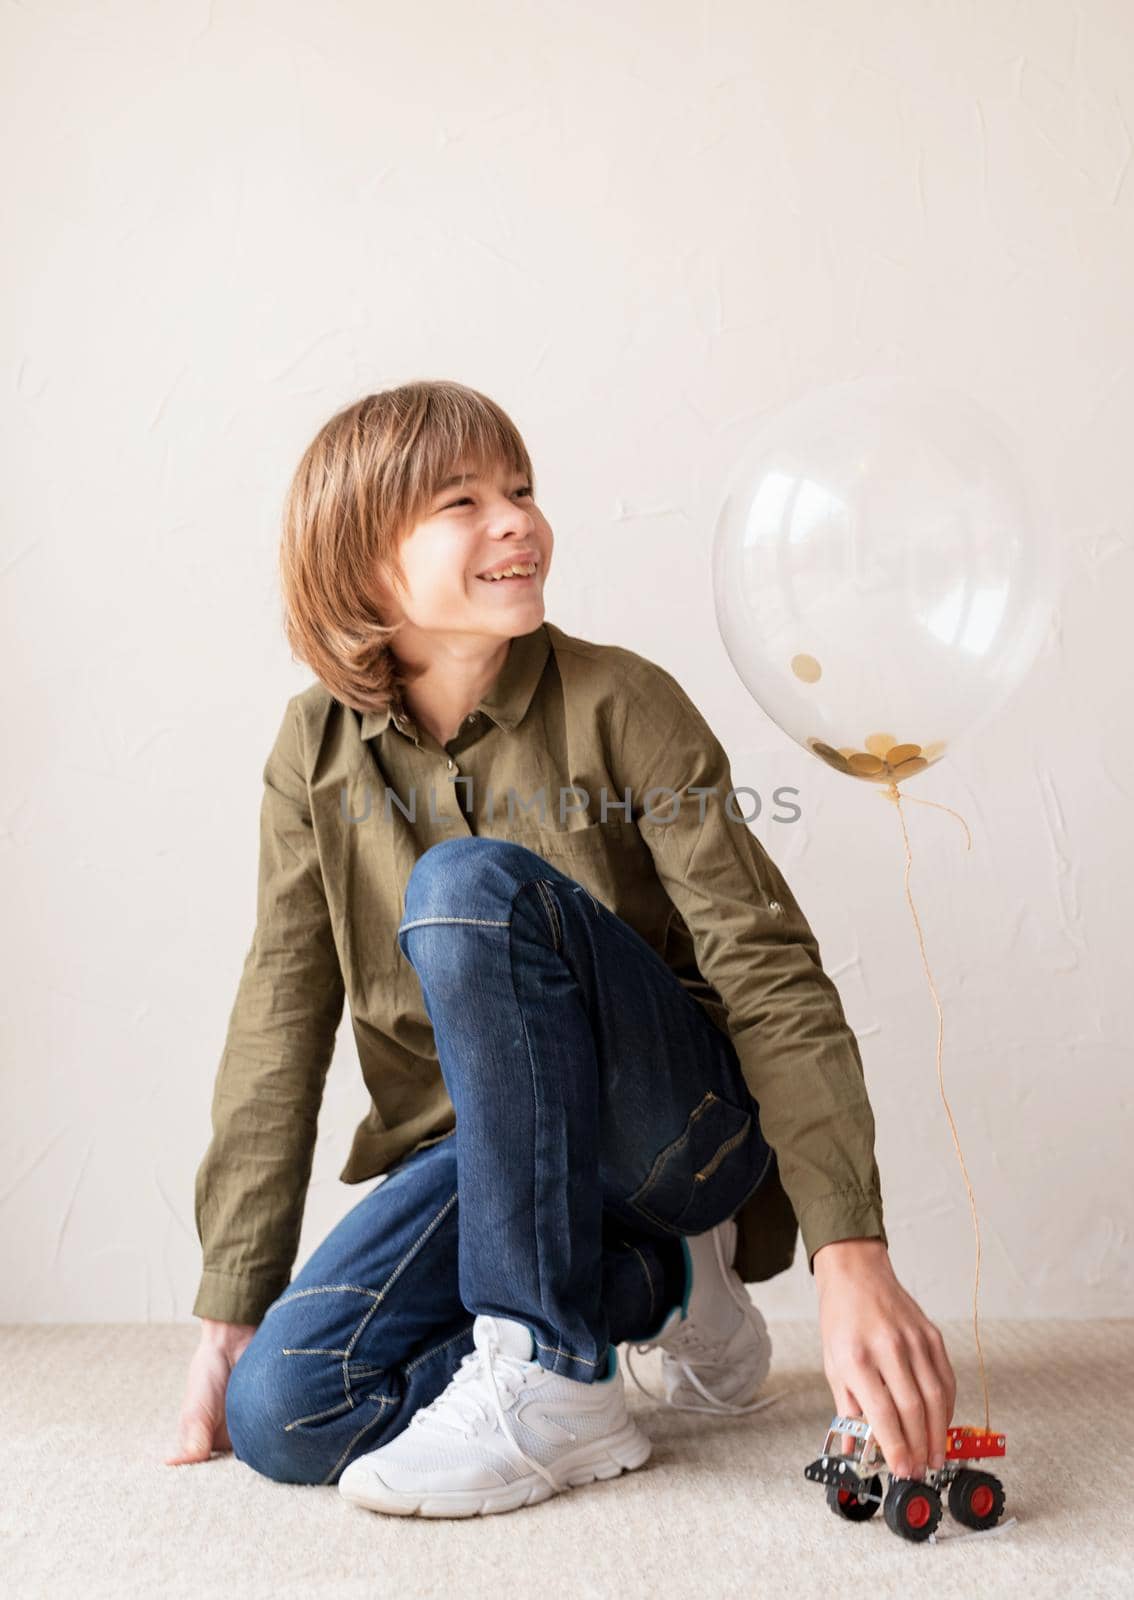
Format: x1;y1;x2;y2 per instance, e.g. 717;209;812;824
193;619;887;1324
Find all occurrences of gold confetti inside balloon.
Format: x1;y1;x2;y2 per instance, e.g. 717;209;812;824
711;378;1055;785
810;735;933;783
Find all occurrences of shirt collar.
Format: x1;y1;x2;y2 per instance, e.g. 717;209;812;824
359;621;551;742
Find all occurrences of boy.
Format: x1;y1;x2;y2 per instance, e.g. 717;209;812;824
169;380;955;1515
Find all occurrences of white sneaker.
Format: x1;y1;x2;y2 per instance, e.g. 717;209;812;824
624;1218;776;1416
338;1313;652;1518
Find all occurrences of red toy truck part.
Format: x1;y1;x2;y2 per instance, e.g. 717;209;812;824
946;1426;1006;1461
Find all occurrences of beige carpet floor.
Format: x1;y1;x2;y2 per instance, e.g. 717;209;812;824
2;1319;1131;1599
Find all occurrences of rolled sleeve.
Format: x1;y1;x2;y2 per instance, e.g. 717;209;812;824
619;661;887;1271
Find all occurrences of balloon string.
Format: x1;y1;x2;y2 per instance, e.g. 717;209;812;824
878;780;990;1433
891;790;973;852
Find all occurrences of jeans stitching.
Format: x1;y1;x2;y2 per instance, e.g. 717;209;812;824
627;1092;750;1233
266;1284;384;1317
693;1119;752;1183
276;1191;460;1435
532;878;561;950
340;1191;460;1401
322;1398;401;1487
404;1319;477;1375
284;1395;364;1432
629;1091;716;1201
398;915;511;931
535;1338;602;1367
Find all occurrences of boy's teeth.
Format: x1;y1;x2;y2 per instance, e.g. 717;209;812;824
482;563;536;581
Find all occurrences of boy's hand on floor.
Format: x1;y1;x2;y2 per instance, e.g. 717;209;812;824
813;1237;956;1479
165;1319;258;1466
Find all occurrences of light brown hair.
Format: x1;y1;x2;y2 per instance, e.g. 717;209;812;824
279;379;536;713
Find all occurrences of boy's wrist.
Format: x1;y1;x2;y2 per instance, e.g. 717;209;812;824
812;1235;890;1282
199;1315;259;1347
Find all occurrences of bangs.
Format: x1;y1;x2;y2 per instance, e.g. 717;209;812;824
399;393;534;529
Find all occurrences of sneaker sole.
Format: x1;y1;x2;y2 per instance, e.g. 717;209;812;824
339;1419;653;1518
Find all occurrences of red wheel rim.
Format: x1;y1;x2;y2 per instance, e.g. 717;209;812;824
970;1483;995;1518
905;1494;932;1529
838;1490;854;1506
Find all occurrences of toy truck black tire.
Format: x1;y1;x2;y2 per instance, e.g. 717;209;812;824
883;1479;943;1542
827;1475;882;1521
947;1468;1005;1530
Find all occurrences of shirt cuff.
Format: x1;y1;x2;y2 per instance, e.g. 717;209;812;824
192;1268;288;1325
798;1188;888;1274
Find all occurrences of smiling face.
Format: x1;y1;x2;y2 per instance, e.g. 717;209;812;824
377;456;554;647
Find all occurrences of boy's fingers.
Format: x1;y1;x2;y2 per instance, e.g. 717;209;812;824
164;1440;210;1466
166;1412;215;1465
850;1361;910;1478
928;1327;957;1424
877;1346;929;1478
187;1421;214;1455
908;1340;950;1469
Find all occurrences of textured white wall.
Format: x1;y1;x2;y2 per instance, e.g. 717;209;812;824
3;1;1130;1324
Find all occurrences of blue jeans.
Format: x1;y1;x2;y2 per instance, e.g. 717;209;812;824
225;836;774;1485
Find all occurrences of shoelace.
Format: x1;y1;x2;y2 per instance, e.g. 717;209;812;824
624;1335;781;1415
623;1223;782;1417
407;1335;567;1492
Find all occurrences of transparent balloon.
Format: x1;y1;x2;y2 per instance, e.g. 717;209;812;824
712;378;1056;786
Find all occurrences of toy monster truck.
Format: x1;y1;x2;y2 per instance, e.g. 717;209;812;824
804;1415;1007;1543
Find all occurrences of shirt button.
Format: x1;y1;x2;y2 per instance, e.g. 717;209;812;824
447;758;455;770
467;713;477;723
769;900;783;914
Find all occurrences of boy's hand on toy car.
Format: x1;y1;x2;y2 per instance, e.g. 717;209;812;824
813;1237;956;1479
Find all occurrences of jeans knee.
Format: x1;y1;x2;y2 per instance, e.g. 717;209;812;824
400;836;541;932
224;1343;326;1486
